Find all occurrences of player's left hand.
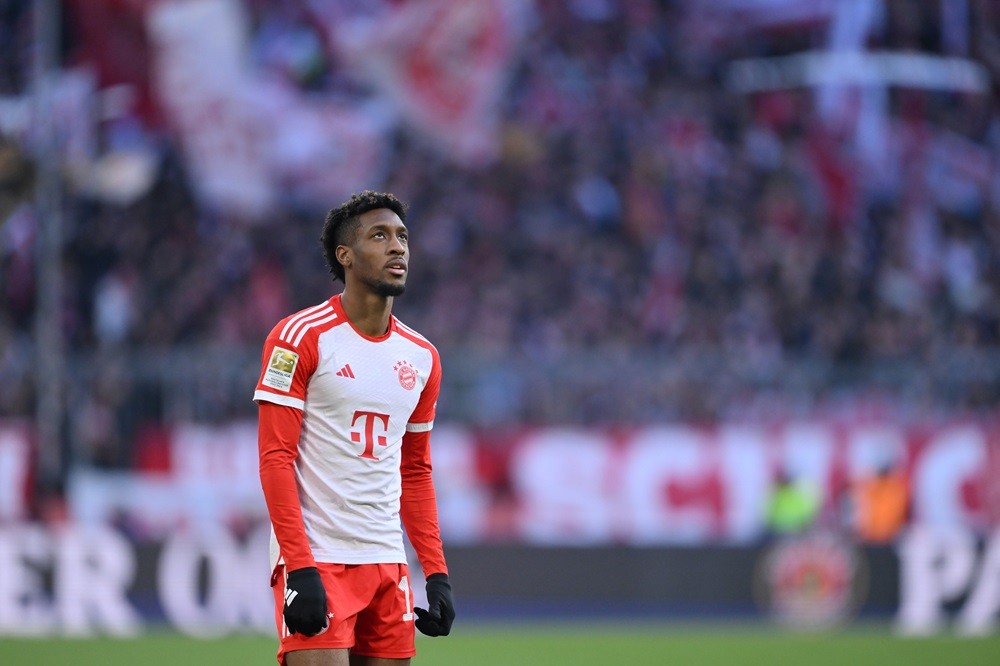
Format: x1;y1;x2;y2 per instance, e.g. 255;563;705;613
414;573;455;637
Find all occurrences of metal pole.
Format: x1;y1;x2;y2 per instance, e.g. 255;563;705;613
32;0;65;489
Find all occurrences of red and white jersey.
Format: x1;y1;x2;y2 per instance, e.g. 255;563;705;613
254;294;440;568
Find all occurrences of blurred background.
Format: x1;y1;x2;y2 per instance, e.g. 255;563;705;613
2;0;1000;659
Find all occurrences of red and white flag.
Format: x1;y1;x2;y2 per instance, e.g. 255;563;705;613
327;0;530;166
145;0;387;217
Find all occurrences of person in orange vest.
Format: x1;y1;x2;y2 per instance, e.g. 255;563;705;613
851;462;910;544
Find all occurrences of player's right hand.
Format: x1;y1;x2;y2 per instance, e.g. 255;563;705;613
283;567;329;636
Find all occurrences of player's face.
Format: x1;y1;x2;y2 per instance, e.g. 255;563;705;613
345;208;409;297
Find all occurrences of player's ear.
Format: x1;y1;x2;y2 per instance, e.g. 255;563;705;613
335;245;352;271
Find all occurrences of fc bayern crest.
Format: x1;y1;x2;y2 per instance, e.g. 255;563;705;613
394;360;417;390
753;532;868;629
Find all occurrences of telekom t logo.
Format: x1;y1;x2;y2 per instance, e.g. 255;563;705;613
351;410;390;460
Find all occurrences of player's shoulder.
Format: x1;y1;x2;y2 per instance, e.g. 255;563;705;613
392;317;438;355
267;298;343;348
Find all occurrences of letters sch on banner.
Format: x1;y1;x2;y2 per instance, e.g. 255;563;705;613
1;420;999;635
47;420;1000;545
501;423;998;545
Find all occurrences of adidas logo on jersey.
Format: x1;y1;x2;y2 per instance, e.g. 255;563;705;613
336;364;355;378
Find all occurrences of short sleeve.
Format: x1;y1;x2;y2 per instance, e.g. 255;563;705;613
253;319;319;410
406;344;440;432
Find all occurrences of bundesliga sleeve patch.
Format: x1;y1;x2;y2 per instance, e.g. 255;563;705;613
262;347;299;392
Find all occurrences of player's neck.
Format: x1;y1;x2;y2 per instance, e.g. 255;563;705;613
339;288;393;337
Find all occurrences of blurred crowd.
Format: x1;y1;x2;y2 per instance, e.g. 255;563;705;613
2;0;1000;471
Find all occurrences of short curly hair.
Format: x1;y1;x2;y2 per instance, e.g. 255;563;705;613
320;190;408;282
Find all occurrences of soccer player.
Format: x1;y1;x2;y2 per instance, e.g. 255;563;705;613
254;191;455;665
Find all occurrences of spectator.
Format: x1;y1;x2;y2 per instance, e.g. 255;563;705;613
1;0;999;468
765;468;822;537
849;461;910;544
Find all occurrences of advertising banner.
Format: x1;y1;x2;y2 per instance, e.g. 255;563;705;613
46;420;1000;545
1;419;998;635
1;524;998;637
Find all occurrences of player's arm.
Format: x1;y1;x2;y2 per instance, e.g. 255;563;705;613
258;402;314;571
399;344;447;576
400;346;454;636
254;326;327;636
402;427;455;637
255;327;318;571
400;428;447;575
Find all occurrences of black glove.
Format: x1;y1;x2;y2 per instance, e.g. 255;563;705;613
283;567;328;636
415;573;455;637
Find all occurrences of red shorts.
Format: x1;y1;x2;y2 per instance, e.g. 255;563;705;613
271;562;416;664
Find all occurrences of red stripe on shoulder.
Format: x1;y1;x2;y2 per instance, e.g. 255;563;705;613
271;299;346;351
278;301;332;343
394;320;437;355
